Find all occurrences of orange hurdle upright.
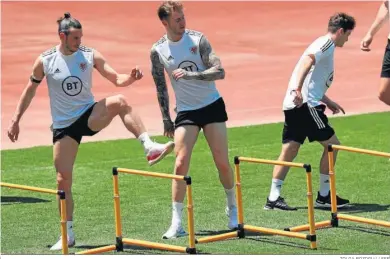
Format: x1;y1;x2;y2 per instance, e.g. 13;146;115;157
196;156;317;250
1;182;68;255
76;167;196;255
286;144;390;233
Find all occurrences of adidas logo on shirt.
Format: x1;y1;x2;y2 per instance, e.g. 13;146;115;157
54;68;61;73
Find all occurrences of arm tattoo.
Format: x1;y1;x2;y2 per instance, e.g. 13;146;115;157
185;35;225;81
150;47;171;121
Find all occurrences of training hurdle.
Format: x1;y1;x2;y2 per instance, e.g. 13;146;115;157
0;182;68;254
196;156;317;249
287;144;390;233
76;167;196;255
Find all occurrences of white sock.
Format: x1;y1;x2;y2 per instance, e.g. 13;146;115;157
319;174;330;197
67;221;74;237
171;202;183;227
225;187;236;209
269;179;284;202
138;132;153;150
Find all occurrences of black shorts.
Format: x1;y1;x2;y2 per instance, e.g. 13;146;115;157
52;103;99;144
282;103;335;144
174;97;228;129
380;39;390;78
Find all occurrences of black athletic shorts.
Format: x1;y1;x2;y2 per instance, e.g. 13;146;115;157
52;103;99;144
282;103;335;144
174;97;228;129
380;39;390;78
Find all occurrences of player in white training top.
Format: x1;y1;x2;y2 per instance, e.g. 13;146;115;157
7;12;174;250
264;13;356;211
361;0;390;105
150;1;238;239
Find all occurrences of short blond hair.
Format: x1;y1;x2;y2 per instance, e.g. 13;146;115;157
157;1;184;21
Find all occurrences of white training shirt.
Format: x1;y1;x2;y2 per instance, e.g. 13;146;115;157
41;45;95;129
283;35;335;110
152;29;221;112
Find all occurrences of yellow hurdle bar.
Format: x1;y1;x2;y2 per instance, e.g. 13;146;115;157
237;157;306;168
327;144;390;231
235;161;244;225
78;167;196;255
287;220;332;232
76;245;117;255
123;238;187;253
196;231;238;244
186;184;196;250
0;182;58;195
116;168;185;181
196;157;317;249
338;214;390;228
1;182;68;255
330;145;390;158
245;225;308;240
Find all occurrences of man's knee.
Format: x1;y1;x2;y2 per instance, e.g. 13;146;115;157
175;154;191;175
56;172;72;191
214;158;232;174
379;91;390;105
110;94;131;114
281;142;300;161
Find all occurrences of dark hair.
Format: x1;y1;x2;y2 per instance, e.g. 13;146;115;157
57;12;82;35
328;12;356;33
157;1;183;21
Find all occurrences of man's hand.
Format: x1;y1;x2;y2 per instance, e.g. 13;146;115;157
360;34;373;52
172;68;188;81
292;90;303;107
7;120;20;142
131;66;143;81
327;101;345;114
163;119;175;138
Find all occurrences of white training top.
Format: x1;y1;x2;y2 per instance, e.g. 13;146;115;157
283;35;335;110
152;29;221;112
41;45;95;129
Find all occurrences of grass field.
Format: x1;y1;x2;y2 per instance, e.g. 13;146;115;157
1;112;390;255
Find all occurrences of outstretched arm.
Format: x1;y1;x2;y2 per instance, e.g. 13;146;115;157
321;94;345;114
150;47;174;138
361;0;389;51
172;35;225;81
8;56;45;142
93;49;143;87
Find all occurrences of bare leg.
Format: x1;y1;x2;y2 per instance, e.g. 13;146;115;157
379;78;390;105
50;136;79;250
88;94;174;165
163;125;199;239
264;141;301;211
316;134;349;207
88;94;146;137
203;122;238;229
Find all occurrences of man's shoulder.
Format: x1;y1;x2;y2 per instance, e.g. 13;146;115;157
185;29;203;38
41;46;57;58
309;35;335;54
78;45;93;53
153;35;168;49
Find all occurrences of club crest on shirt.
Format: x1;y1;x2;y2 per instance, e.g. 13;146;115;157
79;62;87;72
190;46;197;55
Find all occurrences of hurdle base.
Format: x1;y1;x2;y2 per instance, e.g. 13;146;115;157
338;214;390;228
285;220;332;232
196;230;238;244
76;245;117;255
75;238;195;255
195;224;316;249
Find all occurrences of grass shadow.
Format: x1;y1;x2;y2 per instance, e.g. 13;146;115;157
1;196;51;205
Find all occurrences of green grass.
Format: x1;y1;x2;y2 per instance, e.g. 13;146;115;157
1;112;390;255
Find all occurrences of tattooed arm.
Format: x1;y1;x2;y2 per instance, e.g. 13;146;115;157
150;47;175;138
171;35;225;81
